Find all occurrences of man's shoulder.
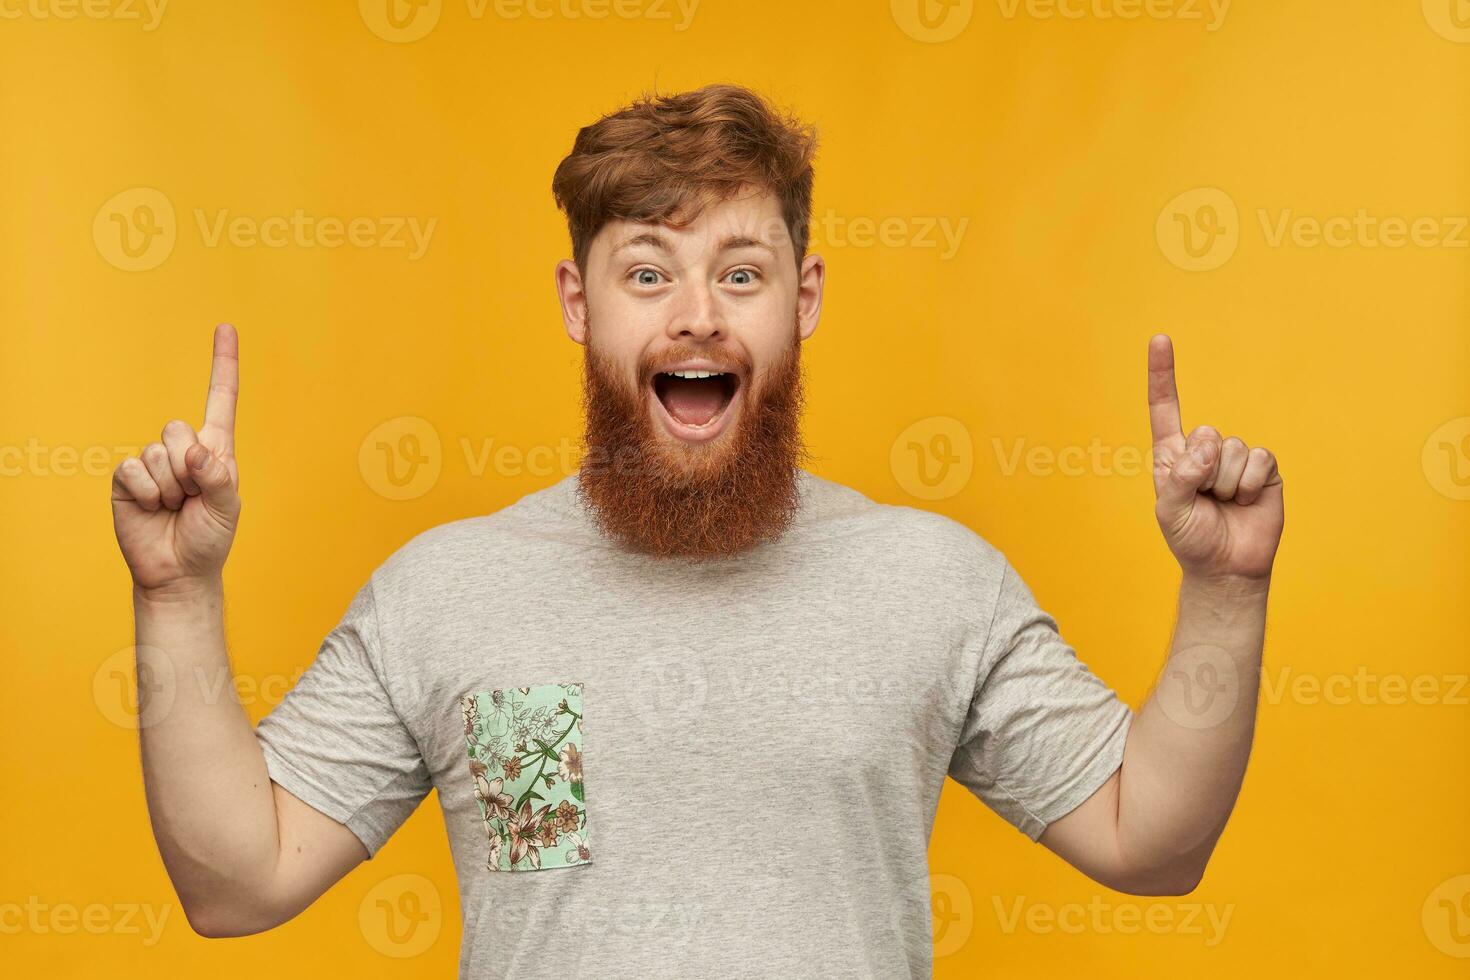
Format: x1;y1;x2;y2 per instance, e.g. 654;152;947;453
373;475;586;582
796;471;1009;577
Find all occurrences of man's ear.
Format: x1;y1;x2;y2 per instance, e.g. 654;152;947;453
796;252;825;341
555;259;588;345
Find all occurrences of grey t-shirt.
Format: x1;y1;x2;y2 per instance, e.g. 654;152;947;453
255;469;1132;978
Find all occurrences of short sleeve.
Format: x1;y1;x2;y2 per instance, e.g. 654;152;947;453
947;559;1133;840
255;576;431;858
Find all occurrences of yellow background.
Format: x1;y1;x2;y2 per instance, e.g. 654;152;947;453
2;0;1468;975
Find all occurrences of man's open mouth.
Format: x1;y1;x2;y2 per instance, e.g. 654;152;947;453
650;369;741;437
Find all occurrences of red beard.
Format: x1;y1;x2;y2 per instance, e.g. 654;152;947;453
576;322;808;560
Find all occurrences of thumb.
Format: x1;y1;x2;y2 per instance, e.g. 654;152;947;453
1156;440;1213;530
185;442;239;518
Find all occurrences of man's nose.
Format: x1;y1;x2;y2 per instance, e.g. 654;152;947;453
665;283;726;342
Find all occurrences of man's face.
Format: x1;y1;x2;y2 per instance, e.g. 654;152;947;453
555;186;825;557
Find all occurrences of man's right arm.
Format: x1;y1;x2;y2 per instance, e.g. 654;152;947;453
114;324;366;937
134;583;367;937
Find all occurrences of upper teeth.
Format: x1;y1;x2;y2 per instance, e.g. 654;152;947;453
664;370;725;379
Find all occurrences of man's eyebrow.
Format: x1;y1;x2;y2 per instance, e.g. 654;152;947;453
609;231;779;258
610;232;671;256
718;235;777;257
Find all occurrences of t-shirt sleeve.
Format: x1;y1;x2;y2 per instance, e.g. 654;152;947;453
947;558;1133;841
254;575;431;858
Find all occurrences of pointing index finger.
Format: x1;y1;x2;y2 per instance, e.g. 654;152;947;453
203;323;238;441
1147;333;1183;445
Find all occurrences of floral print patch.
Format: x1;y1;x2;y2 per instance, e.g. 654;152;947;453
459;683;590;872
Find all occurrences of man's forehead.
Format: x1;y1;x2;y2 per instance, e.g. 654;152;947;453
596;191;794;257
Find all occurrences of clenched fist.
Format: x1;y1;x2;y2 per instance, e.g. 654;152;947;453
112;324;241;596
1148;334;1285;583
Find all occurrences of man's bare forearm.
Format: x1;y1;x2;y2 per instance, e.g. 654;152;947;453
1114;573;1269;888
134;578;282;929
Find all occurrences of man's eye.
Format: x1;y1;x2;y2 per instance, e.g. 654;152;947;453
726;268;759;286
631;269;663;286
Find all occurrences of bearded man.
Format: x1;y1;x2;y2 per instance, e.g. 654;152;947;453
112;84;1284;978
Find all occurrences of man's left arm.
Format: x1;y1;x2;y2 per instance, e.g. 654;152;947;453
1039;334;1285;896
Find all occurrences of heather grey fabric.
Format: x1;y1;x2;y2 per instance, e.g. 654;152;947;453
255;470;1132;978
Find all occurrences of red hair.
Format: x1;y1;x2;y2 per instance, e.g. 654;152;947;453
551;83;818;272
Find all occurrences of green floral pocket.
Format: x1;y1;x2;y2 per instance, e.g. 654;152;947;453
458;683;590;872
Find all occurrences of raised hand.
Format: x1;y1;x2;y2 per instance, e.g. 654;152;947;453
1147;334;1284;583
112;324;242;595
